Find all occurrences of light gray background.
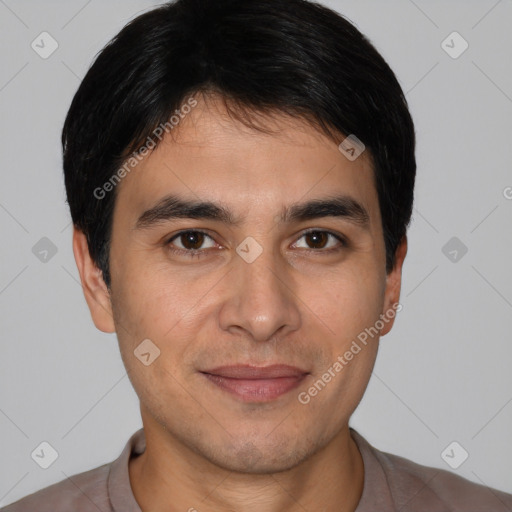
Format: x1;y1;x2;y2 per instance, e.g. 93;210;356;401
1;0;511;506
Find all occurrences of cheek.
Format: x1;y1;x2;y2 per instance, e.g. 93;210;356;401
111;276;198;410
112;255;191;327
306;265;385;345
110;264;218;371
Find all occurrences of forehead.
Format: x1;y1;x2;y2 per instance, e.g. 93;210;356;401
114;95;380;229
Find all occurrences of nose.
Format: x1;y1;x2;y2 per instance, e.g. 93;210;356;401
218;244;302;343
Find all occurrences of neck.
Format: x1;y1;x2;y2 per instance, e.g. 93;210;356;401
129;420;364;512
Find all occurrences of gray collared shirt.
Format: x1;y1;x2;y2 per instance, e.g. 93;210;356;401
3;428;512;511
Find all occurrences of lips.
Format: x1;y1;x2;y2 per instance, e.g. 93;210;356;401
203;364;307;379
200;364;309;402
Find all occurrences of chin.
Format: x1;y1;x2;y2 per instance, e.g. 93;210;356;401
199;434;319;475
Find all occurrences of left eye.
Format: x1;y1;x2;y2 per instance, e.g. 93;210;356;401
293;230;345;250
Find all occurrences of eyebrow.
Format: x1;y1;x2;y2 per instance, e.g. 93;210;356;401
134;194;370;230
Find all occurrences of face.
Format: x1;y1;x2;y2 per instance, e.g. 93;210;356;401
76;95;406;474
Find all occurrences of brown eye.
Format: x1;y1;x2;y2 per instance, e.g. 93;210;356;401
293;230;346;251
180;231;205;250
168;231;216;252
304;231;329;249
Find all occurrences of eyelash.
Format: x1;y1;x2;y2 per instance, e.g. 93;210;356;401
165;229;348;259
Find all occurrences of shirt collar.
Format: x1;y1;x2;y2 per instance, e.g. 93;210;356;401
108;428;145;512
350;428;395;511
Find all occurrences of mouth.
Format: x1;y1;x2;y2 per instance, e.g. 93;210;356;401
200;364;310;403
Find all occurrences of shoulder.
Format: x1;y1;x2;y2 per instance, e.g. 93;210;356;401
354;430;512;511
2;428;145;512
2;463;112;512
382;450;512;510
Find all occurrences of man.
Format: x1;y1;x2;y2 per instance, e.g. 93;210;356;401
4;0;511;510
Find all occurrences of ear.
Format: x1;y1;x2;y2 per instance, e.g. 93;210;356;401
72;228;116;333
379;235;407;337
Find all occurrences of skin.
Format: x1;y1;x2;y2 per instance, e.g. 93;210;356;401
74;94;407;512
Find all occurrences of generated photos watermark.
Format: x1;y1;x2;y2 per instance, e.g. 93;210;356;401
298;302;402;405
93;96;198;200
